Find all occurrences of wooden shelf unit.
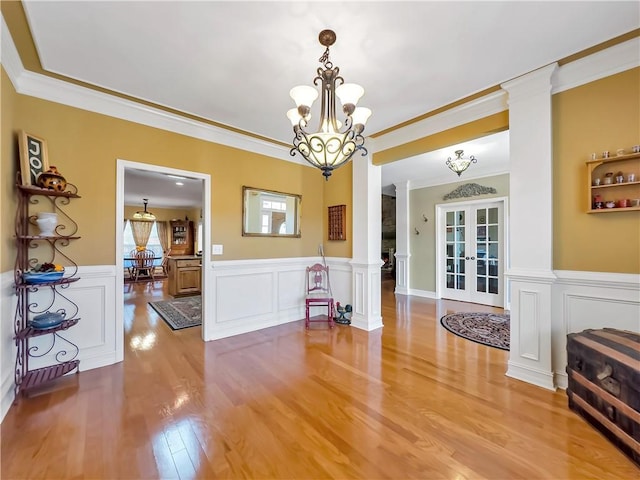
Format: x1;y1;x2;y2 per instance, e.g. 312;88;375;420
586;152;640;213
170;220;194;255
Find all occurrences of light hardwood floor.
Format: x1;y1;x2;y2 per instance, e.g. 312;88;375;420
2;277;638;479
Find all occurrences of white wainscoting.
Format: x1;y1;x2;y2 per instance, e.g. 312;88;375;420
1;270;16;421
552;270;640;389
1;266;117;421
207;257;353;340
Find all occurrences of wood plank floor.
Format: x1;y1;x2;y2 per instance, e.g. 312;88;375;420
2;277;638;479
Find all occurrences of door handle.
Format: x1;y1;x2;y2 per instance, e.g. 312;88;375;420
470;256;476;260
465;256;469;260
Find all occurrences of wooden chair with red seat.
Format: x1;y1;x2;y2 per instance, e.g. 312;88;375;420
305;263;334;329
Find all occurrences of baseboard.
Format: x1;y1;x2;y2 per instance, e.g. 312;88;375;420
78;350;119;372
407;289;437;299
506;361;556;391
351;315;384;331
0;369;15;422
209;308;305;341
555;371;568;390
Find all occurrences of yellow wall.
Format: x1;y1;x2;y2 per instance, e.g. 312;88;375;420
409;174;510;292
1;69;19;272
2;71;327;267
552;67;640;273
322;162;353;258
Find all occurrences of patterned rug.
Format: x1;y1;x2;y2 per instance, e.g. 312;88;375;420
440;311;510;350
149;295;201;330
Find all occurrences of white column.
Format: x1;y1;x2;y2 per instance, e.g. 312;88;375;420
393;181;410;295
350;152;384;331
501;64;557;390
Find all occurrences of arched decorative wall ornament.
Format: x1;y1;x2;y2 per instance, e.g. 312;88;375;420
443;183;497;200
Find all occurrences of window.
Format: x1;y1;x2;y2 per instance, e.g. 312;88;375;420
123;221;163;268
260;196;288;234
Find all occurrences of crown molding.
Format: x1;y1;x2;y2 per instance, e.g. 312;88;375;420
3;12;638;163
552;37;640;94
408;169;510;191
0;14;296;164
370;90;508;153
0;16;24;86
501;63;558;102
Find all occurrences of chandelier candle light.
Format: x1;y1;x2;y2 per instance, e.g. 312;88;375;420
446;150;477;177
288;29;372;180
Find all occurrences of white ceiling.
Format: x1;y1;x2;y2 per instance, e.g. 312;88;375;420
21;1;639;203
124;169;203;209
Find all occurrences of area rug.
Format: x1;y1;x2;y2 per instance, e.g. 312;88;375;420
149;295;201;330
440;311;510;350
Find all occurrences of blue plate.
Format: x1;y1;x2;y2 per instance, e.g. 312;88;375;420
22;271;64;284
29;311;66;329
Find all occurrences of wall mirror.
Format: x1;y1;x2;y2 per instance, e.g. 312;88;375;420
242;186;301;237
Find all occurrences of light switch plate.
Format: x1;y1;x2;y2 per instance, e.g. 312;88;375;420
212;244;223;255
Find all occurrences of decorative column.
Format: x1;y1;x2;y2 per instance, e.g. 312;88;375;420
350;152;384;331
501;64;557;390
393;181;410;295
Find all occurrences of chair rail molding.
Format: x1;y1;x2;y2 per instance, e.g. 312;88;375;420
551;269;640;390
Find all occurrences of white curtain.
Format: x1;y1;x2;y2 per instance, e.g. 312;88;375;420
130;220;153;248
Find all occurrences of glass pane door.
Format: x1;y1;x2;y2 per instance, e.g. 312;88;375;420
440;201;504;307
445;210;467;293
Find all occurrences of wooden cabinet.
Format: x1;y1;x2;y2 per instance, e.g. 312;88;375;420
167;257;201;296
14;184;81;401
586;153;640;213
170;220;194;255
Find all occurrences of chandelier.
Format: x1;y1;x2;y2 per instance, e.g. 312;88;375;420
446;150;477;176
287;29;372;180
132;198;156;221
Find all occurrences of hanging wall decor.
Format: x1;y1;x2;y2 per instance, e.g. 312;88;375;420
443;183;497;200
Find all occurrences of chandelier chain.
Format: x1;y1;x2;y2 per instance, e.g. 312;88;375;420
319;47;332;69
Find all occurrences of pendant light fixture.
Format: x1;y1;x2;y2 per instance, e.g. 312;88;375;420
132;198;156;221
288;29;372;180
446;150;477;177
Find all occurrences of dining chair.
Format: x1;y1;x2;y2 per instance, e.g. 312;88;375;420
304;263;334;329
131;249;156;281
155;249;171;277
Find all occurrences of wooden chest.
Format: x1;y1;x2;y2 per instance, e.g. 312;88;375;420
566;328;640;466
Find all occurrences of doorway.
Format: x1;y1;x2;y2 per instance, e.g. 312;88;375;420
115;159;212;363
436;198;507;307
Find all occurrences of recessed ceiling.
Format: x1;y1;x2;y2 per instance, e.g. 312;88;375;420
124;169;202;209
18;1;639;195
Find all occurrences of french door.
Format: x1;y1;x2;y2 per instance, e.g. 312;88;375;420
439;200;505;307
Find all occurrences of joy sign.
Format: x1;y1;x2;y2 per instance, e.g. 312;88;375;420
19;131;49;186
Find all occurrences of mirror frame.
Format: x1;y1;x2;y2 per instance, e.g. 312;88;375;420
242;186;302;238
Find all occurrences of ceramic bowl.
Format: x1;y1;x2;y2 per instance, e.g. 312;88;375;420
22;271;64;284
605;201;616;209
29;311;65;329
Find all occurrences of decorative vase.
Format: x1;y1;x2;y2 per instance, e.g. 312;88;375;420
36;212;58;236
36;166;67;192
